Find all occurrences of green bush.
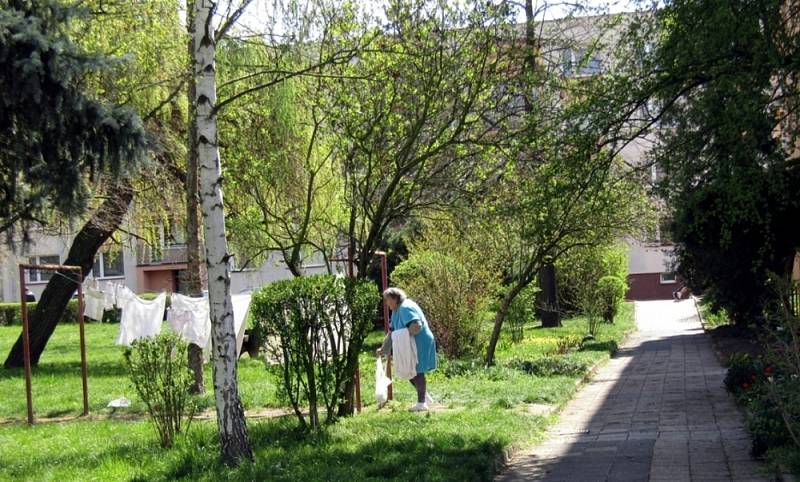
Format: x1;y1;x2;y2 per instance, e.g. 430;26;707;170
123;333;196;449
507;356;591;377
597;275;627;323
557;244;629;316
724;353;763;396
251;275;378;431
392;250;494;358
741;382;793;458
504;286;538;343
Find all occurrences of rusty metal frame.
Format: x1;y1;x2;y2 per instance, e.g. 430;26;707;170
329;248;393;410
19;263;88;424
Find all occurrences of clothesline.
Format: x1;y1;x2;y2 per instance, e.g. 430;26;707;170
83;281;251;357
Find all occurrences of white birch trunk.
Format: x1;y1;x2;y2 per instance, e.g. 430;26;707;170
192;0;252;464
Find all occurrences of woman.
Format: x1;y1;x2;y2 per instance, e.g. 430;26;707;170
377;287;437;412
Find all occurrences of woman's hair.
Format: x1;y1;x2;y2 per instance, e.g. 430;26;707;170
382;287;407;303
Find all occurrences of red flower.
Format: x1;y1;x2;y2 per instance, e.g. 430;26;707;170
764;366;774;376
741;383;751;391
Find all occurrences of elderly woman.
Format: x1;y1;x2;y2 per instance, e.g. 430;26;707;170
377;287;437;412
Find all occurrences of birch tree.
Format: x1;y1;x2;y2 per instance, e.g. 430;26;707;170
192;0;252;464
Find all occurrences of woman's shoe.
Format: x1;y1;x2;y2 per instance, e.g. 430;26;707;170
409;402;429;412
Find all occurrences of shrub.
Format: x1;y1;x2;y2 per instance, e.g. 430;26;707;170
123;333;195;448
549;335;584;355
741;382;793;458
507;356;591;377
504;286;537;343
392;251;494;358
251;275;377;430
723;353;763;397
557;244;629;316
597;275;627;323
391;250;494;358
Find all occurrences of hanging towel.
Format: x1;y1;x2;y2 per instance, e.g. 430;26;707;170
116;289;166;346
168;293;212;352
231;294;251;357
391;328;418;380
84;287;106;322
102;282;118;311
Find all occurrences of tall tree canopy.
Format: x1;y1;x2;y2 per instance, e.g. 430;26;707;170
0;0;148;238
617;0;800;323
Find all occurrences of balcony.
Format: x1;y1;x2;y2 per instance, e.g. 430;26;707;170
137;243;188;266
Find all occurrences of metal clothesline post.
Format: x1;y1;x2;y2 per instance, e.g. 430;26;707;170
18;264;88;424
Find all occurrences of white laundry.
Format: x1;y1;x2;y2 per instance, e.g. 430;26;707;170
168;293;212;351
231;294;251;357
115;288;166;346
84;287;106;321
107;397;130;408
391;328;418;380
102;282;118;311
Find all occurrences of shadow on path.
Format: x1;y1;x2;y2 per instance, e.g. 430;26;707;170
496;300;770;482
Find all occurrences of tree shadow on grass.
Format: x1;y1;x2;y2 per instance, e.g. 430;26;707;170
161;416;507;482
580;340;618;354
0;360;129;380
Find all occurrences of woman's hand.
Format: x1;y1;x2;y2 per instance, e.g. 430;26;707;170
376;348;383;357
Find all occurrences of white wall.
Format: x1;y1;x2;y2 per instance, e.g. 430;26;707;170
0;231;140;302
626;238;675;275
229;253;336;294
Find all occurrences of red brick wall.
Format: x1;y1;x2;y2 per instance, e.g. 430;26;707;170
140;270;177;293
626;273;678;300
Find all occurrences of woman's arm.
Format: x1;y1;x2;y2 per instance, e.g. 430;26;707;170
377;321;421;356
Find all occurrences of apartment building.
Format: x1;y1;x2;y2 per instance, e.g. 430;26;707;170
0;228;328;303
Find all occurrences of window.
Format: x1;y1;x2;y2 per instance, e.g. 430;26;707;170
561;48;603;77
660;272;677;284
93;251;125;278
27;255;60;283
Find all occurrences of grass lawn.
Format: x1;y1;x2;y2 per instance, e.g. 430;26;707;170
0;303;635;481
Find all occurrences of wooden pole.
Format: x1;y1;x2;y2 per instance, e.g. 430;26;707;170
347;246;362;413
18;264;86;423
77;272;89;416
20;266;33;425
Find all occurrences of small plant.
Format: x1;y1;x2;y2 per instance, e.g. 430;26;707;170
549;335;584;355
123;333;195;448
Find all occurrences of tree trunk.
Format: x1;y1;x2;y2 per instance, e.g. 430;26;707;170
485;281;525;367
185;0;205;395
538;263;561;327
4;181;134;368
193;0;253;465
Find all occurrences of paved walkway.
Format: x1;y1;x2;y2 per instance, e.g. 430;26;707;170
497;300;770;482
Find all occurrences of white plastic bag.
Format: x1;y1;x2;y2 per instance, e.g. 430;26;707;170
375;357;392;406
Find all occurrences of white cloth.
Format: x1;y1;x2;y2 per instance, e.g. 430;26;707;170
168;293;212;351
375;357;392;405
102;282;118;311
84;287;106;321
391;328;418;380
115;288;166;346
231;294;251;357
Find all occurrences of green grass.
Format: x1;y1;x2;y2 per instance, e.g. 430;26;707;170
697;299;732;329
0;323;280;419
0;303;635;481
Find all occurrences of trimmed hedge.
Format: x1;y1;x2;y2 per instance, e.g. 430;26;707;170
0;292;166;326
